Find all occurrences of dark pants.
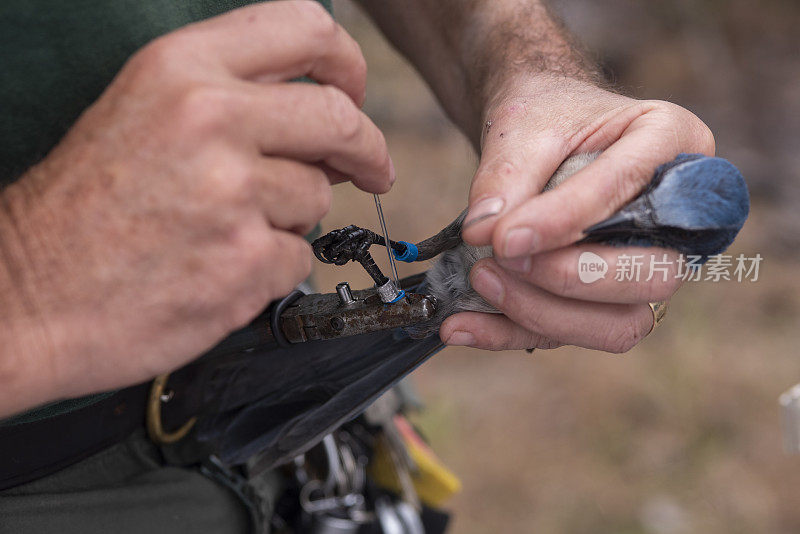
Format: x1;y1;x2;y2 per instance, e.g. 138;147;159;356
0;430;252;534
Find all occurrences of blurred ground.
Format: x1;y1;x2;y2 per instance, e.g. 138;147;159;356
321;2;800;532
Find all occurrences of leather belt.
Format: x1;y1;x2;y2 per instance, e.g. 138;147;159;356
0;383;150;491
0;369;208;493
0;332;268;493
0;325;254;493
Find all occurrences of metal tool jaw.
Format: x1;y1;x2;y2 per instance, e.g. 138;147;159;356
201;275;436;359
277;279;436;344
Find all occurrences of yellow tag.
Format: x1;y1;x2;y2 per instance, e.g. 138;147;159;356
369;416;461;507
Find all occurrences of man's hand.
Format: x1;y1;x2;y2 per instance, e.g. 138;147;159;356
442;77;713;352
0;1;393;417
359;0;713;353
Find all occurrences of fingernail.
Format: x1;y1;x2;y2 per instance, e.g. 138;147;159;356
472;266;504;303
499;256;531;274
503;227;538;257
464;197;504;228
445;331;476;347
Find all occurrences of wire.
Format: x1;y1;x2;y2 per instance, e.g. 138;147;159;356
373;194;400;287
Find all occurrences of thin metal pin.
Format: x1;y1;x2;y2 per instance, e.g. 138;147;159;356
373;194;400;287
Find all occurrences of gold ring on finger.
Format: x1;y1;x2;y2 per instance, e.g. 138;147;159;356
648;301;669;335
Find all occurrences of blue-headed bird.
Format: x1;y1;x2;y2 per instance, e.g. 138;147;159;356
391;152;750;336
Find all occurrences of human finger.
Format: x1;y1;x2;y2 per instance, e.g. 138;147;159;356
461;132;564;247
441;312;564;351
254;157;332;234
262;230;314;297
491;102;714;258
241;82;394;193
496;244;684;304
469;258;654;353
174;0;368;105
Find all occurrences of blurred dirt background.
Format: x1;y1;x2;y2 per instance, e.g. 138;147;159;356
319;1;800;532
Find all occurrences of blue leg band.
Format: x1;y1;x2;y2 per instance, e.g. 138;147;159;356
393;241;419;263
388;290;406;304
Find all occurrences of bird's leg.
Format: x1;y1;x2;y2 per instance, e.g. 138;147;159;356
413;209;467;261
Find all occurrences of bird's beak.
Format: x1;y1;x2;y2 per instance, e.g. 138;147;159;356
583;212;636;236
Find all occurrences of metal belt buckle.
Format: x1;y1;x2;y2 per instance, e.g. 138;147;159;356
146;373;197;444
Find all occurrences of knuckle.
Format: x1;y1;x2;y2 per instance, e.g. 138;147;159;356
643;99;683;119
132;35;185;74
481;159;521;184
644;99;674;113
296;0;338;41
230;225;267;271
173;85;235;138
554;258;576;296
644;100;716;155
323;86;362;142
204;158;254;202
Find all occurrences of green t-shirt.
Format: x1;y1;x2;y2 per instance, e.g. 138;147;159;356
0;0;331;183
0;0;332;425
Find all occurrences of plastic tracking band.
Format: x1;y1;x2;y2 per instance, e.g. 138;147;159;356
393;241;419;263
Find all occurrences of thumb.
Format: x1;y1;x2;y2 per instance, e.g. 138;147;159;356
461;133;564;246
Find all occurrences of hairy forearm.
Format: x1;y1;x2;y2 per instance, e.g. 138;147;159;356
357;0;601;146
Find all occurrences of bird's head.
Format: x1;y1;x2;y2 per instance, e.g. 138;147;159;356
647;153;750;232
584;154;750;257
